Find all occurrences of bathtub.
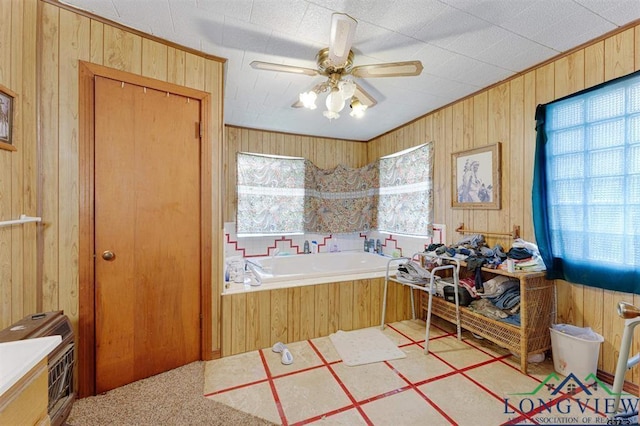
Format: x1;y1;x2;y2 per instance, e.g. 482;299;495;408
224;251;397;294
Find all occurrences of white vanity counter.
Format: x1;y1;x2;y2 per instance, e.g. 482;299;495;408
0;335;61;396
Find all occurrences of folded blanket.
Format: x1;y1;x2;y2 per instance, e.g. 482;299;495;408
395;260;433;285
487;286;520;310
481;276;519;298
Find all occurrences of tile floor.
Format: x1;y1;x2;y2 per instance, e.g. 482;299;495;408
204;318;618;425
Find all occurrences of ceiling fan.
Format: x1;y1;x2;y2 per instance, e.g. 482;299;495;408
250;13;423;120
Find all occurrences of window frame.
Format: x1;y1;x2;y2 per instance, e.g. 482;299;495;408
533;70;640;293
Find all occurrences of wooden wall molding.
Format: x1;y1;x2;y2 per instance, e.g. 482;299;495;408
42;0;226;64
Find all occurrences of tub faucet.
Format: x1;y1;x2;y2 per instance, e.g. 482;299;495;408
367;238;376;253
303;240;310;254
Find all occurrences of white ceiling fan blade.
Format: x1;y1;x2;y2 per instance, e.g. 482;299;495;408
329;13;357;67
351;61;423;78
250;61;318;77
354;83;377;108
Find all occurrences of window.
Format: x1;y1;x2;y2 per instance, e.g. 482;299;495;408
236;143;434;237
533;71;640;293
378;144;433;236
236;153;306;236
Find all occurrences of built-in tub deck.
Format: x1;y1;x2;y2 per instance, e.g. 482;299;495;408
221;252;413;357
223;251;395;294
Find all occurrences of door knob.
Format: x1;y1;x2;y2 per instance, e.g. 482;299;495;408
102;250;116;261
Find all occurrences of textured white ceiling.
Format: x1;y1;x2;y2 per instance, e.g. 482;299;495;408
60;0;640;141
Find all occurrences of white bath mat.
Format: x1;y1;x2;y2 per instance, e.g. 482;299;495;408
329;327;406;367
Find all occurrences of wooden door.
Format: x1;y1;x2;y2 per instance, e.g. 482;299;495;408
94;76;201;393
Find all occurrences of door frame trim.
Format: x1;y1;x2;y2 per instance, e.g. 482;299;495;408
78;61;213;397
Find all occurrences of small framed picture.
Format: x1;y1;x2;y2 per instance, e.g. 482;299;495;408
0;84;16;152
451;142;501;210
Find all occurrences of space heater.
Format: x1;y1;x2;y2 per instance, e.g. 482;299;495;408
0;311;75;426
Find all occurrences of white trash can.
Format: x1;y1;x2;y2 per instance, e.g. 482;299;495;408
550;325;604;384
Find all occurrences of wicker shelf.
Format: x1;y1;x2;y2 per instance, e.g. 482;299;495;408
422;267;556;374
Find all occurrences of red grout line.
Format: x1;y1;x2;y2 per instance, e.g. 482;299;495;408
459;369;528;420
382;360;459;424
258;349;289;426
206;356;342;397
460;336;516;359
397;333;530;423
422;347;558;425
370;323;463;424
303;339;375;426
397;332;453;349
204;376;271;397
224;233;247;257
207;322;569;426
225;232;306;257
318;234;333;250
383;323;419;343
290;404;362;426
226;228;444;259
269;360;342;381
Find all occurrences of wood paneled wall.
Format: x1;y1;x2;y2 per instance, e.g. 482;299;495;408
367;24;640;384
0;0;39;328
221;278;413;356
2;0;639;388
222;23;640;385
0;0;224;357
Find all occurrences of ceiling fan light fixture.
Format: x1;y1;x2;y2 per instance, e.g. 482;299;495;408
350;98;367;118
299;91;318;109
323;89;345;120
339;80;356;99
326;89;345;113
323;110;340;120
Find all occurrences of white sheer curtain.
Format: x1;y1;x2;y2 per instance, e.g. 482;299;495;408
236;153;305;236
378;143;434;237
236;142;434;237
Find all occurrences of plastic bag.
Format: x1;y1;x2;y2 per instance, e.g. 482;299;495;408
552;324;601;341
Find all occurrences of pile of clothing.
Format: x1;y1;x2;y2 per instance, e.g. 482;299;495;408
395;260;432;285
506;239;546;272
468;275;522;326
425;236;546;281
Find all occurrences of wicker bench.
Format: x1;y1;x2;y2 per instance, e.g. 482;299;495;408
423;267;555;374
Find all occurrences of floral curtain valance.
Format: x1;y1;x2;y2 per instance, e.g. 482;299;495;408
236;142;433;236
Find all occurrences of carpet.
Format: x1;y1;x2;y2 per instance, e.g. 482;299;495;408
329;327;406;366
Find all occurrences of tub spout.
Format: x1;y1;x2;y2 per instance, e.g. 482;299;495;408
245;260;263;285
245;259;263;272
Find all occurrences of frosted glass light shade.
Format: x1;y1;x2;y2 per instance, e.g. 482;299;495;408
323;110;340;120
299;91;318;109
326;90;345;113
350;98;367;118
339;80;356;99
